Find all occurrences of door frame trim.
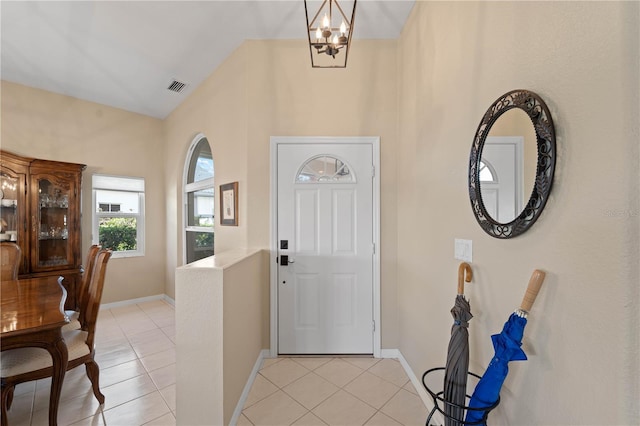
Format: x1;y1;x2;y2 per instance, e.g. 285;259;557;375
269;136;381;358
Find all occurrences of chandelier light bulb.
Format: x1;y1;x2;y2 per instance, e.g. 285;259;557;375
316;27;322;40
322;13;330;30
340;20;347;35
332;34;339;46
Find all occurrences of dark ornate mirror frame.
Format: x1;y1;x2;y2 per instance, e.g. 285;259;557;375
469;89;556;239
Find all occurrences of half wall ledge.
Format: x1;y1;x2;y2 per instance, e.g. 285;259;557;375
175;248;269;425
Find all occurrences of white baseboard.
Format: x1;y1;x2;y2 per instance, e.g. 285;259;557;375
380;349;442;426
100;294;174;310
230;349;270;426
380;348;399;358
395;350;443;426
162;294;175;306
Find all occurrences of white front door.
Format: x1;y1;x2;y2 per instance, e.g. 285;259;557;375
276;141;375;354
481;136;524;223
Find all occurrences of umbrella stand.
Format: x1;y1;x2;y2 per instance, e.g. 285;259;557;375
423;269;545;425
423;367;500;426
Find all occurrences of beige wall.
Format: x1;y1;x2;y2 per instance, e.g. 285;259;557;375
162;42;250;301
246;39;399;348
397;2;638;424
0;81;167;304
163;39;400;348
222;250;270;424
2;2;638;422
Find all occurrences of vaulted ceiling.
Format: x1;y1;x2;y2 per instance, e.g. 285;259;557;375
1;1;414;119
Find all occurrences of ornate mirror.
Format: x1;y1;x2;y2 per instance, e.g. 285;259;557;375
469;90;556;238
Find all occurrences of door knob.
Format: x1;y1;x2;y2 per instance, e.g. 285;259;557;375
280;255;295;266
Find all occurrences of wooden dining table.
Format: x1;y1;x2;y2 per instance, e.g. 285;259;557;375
1;276;70;426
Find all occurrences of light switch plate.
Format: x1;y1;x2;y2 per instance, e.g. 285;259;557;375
454;239;473;262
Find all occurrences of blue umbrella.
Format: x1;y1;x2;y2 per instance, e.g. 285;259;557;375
465;270;545;425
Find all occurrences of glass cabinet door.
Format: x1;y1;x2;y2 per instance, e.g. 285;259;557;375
1;169;26;274
1;174;20;239
33;176;75;270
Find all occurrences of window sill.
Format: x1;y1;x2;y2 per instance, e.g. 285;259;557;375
110;250;145;259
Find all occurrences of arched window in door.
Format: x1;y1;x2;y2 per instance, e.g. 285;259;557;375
479;160;497;183
295;155;354;183
184;136;214;263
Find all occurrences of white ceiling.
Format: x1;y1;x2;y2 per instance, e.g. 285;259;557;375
1;1;414;119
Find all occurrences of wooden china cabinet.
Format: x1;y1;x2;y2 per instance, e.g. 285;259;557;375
0;150;85;310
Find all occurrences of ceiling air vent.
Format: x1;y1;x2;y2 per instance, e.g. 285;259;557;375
167;79;187;93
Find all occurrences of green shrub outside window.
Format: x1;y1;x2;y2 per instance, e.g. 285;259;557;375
98;217;137;251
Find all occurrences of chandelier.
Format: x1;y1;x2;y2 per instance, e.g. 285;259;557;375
304;0;357;68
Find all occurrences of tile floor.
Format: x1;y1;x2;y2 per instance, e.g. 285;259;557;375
239;357;429;426
5;300;177;426
4;300;429;426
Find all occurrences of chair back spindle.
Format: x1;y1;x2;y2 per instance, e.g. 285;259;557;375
77;245;101;325
0;242;21;281
83;249;112;348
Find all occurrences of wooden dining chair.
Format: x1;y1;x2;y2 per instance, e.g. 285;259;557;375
1;249;112;418
0;242;21;281
63;244;101;331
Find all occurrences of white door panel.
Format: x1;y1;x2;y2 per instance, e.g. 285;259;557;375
482;137;524;223
481;187;498;220
277;143;373;354
332;189;356;254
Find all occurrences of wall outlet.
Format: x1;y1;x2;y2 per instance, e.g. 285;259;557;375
454;239;473;262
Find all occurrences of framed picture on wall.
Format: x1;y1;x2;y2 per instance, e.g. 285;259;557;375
220;182;238;226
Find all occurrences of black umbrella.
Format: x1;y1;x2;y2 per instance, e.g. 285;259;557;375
465;270;546;425
443;262;473;426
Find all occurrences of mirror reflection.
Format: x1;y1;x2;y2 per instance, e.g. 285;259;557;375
469;89;556;239
479;109;537;223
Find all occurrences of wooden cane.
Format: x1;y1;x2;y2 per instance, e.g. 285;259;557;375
458;262;473;295
520;269;545;313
